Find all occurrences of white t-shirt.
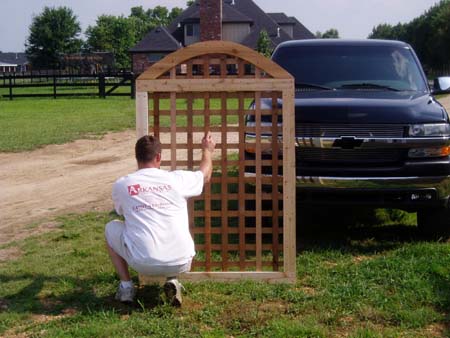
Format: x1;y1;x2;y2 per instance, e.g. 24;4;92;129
112;168;204;266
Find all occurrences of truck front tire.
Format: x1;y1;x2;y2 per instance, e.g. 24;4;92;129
417;209;450;237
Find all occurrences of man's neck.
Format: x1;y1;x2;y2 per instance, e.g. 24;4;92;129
137;161;160;170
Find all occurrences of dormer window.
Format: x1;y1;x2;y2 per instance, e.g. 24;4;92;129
186;23;200;37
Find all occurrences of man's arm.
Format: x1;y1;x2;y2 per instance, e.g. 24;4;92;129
199;131;216;183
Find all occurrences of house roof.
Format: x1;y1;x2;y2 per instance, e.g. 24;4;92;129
223;0;279;38
131;0;315;54
0;62;17;67
223;3;254;23
0;52;29;65
176;1;253;23
241;25;292;50
130;26;181;53
267;13;296;25
222;0;311;47
289;16;316;40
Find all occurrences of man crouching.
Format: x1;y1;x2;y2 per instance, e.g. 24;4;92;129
105;132;215;306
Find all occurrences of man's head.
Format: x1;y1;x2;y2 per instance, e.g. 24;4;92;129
135;135;162;168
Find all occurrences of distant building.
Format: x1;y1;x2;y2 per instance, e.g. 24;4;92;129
0;52;29;72
130;0;315;74
60;52;115;74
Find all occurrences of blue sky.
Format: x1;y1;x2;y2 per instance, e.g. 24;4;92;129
0;0;442;52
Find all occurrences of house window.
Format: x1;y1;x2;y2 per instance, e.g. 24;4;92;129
186;24;200;37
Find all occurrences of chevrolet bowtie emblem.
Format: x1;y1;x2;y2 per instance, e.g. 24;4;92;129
332;136;363;150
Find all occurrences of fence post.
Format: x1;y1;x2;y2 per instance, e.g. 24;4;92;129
99;73;106;98
53;74;57;99
9;75;13;100
130;73;136;99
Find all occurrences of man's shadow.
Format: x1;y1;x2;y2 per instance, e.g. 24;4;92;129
0;272;163;317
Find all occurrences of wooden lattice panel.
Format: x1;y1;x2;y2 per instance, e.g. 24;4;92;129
136;41;296;283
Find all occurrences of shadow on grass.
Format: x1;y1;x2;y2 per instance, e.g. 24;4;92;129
296;223;425;254
0;273;163;317
294;205;434;255
428;270;450;336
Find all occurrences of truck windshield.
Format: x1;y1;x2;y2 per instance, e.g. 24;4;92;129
273;45;428;92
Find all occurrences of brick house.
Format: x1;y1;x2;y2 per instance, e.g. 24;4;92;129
0;52;30;73
130;0;315;74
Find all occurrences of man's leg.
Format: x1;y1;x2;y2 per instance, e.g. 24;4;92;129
106;242;131;282
105;220;135;303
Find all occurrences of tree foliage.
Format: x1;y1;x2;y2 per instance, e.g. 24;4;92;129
85;6;182;68
256;30;273;58
369;0;450;70
85;15;137;69
25;6;82;69
130;6;183;42
316;28;340;39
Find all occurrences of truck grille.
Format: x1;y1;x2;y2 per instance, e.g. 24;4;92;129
296;124;406;138
297;148;406;164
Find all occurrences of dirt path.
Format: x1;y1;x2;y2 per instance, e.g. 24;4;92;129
0;130;136;245
0;130;232;246
1;96;450;246
440;94;450;112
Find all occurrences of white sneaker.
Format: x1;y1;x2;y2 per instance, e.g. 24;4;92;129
115;284;136;303
164;279;184;307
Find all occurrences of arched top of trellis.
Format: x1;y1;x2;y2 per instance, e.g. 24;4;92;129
137;40;292;81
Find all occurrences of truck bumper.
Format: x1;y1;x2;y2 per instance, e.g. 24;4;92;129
296;175;450;209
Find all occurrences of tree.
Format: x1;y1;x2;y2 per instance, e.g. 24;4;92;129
129;6;183;42
368;0;450;70
370;23;397;40
85;5;183;68
256;29;273;58
85;15;137;69
186;0;195;6
25;6;82;69
316;28;340;39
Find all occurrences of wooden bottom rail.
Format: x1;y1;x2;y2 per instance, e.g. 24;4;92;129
139;272;296;285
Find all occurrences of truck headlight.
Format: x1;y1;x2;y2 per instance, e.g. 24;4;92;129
408;146;450;158
409;124;450;137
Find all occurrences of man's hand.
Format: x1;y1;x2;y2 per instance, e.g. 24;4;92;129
199;132;215;183
201;131;216;153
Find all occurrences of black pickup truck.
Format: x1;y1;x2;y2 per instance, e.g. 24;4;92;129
246;39;450;233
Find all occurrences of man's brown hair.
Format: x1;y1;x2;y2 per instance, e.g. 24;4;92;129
135;135;162;163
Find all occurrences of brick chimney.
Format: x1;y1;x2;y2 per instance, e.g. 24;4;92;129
200;0;222;41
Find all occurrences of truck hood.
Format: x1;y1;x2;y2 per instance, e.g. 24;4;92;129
293;90;448;124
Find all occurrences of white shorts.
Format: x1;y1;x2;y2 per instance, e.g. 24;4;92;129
105;220;192;277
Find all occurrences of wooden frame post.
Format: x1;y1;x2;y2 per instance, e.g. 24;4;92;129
136;91;148;138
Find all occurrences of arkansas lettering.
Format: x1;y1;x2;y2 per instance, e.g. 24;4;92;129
127;184;172;196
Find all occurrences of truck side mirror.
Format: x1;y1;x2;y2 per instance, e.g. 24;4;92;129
432;76;450;95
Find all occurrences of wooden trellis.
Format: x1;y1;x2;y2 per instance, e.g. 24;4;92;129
136;41;296;283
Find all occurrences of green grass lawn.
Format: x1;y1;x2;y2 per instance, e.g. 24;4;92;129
1;212;450;337
0;97;241;152
0;97;136;152
2;94;450;336
0;85;131;97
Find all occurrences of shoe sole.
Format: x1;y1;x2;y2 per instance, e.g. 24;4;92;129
115;290;135;304
164;282;182;307
115;295;134;303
